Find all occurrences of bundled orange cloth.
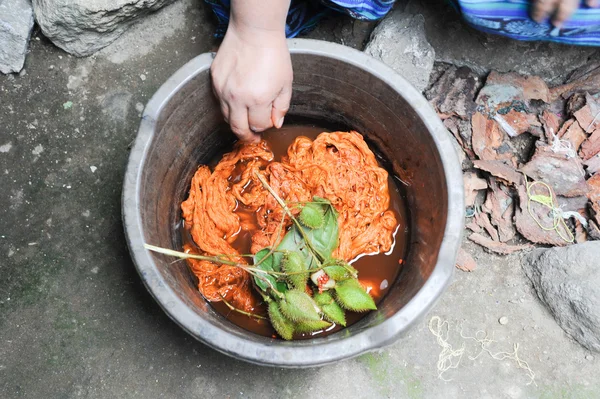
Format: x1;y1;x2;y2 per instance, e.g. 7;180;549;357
181;132;397;311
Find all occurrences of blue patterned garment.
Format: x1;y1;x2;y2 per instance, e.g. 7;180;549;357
450;0;600;46
204;0;395;38
205;0;600;46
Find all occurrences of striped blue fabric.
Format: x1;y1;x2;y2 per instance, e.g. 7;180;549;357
205;0;600;46
204;0;395;38
451;0;600;46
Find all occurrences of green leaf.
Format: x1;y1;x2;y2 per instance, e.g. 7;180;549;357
313;291;335;306
269;198;340;271
253;249;286;296
268;301;295;340
280;290;321;322
282;251;309;290
275;224;313;269
303;203;339;261
299;202;325;229
323;260;357;281
322;302;347;326
295;319;332;334
335;279;377;312
315;290;346;325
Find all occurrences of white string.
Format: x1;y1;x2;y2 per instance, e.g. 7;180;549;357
459;328;537;386
550;130;577;159
428;316;465;381
552;207;588;228
429;316;537;386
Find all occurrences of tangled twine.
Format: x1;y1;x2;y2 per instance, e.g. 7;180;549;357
522;173;584;243
429;316;536;386
428;316;465;381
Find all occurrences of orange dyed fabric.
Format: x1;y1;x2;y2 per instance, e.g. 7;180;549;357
181;132;398;311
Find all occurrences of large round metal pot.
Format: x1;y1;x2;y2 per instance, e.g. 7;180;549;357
122;39;464;367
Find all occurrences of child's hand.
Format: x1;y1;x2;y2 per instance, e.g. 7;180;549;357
532;0;598;27
211;22;292;142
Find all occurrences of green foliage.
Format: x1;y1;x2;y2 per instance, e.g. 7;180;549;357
247;192;377;340
335;279;377;312
282;251;308;290
322;301;347;326
313;291;334;306
323;260;357;281
304;199;340;262
314;291;346;326
299;202;325;229
253;248;287;296
295;319;332;334
279;290;321;322
268;301;295;340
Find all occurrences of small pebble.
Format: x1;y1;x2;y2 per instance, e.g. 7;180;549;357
586;355;594;361
140;74;147;81
499;316;509;325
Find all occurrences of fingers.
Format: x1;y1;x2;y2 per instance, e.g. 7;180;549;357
271;83;292;129
229;106;260;143
586;0;599;7
219;99;230;124
532;0;560;23
248;103;274;133
552;0;579;27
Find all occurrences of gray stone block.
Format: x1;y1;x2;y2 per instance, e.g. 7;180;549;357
523;242;600;352
0;0;34;74
33;0;177;57
365;10;435;93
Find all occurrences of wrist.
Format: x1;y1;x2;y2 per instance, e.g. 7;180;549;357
228;0;289;46
228;19;287;47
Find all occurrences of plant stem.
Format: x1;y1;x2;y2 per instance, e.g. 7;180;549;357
219;294;267;320
144;244;285;296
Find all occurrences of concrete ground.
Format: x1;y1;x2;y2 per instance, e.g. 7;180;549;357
1;0;599;398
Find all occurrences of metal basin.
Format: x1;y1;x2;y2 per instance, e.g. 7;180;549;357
122;39;464;367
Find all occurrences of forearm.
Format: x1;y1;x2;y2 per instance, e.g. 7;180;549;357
230;0;291;42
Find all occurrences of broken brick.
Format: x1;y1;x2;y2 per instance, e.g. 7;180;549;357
584;154;600;175
550;62;600;100
520;144;588;197
541;111;564;143
477;71;550;112
588;173;600;203
514;182;571;246
473;160;522;186
468;232;532;255
559;119;588;152
573;94;600;133
464;172;488;207
475;211;500;242
455;247;477;272
567;92;587;115
444;117;475;159
495;109;542;137
471;112;516;165
579;129;600;161
484;178;516;243
427;66;478;120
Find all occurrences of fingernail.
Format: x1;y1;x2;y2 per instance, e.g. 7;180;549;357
277;117;284;129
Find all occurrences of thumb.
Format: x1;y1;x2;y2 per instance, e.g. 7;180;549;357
271;83;292;129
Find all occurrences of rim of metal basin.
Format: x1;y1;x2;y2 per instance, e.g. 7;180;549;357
122;38;464;368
